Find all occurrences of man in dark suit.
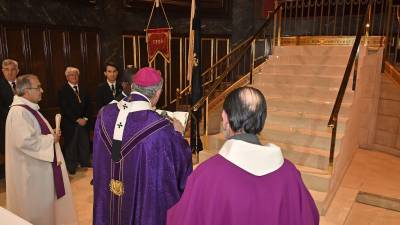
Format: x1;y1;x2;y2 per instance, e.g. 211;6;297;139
58;66;91;174
95;62;122;111
0;59;18;178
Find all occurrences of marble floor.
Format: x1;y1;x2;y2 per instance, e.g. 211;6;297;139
1;148;400;225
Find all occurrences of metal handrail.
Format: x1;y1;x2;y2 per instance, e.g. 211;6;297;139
327;0;373;170
177;36;253;97
190;4;283;112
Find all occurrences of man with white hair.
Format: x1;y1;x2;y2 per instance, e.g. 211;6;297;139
0;59;19;178
167;86;319;225
58;66;91;174
93;67;192;225
6;74;77;225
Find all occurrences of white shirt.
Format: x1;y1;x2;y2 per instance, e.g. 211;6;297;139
68;82;79;92
8;80;16;90
107;80;117;90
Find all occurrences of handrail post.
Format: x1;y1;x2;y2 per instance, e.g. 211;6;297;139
352;47;360;91
176;88;181;109
205;97;209;136
250;40;256;85
383;0;393;61
191;110;200;165
277;4;282;46
364;3;372;46
273;0;277;46
328;119;337;174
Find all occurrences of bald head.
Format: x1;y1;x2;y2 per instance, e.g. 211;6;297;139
223;86;267;134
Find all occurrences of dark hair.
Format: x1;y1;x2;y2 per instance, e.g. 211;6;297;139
104;62;119;72
223;86;267;134
120;67;138;83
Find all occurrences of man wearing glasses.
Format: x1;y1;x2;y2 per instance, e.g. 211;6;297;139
5;74;77;225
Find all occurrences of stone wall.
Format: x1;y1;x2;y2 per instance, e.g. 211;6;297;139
372;76;400;156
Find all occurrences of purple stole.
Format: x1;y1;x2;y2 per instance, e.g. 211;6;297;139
98;106;170;225
15;104;66;199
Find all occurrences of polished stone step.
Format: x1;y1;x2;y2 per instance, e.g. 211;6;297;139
259;73;345;87
260;64;346;76
267;98;351;116
260;125;342;151
266;111;348;134
265;55;350;66
254;83;354;102
273;46;352;56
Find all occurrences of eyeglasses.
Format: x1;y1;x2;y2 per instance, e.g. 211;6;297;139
27;86;42;90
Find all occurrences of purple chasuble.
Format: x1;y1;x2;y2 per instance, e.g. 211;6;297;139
93;93;193;225
14;104;66;199
167;155;320;225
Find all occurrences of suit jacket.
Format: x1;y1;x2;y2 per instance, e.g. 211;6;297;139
0;76;14;153
95;82;122;111
58;83;90;142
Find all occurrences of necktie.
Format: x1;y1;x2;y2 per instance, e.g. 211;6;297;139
73;85;82;103
111;84;116;97
11;82;16;93
73;85;79;95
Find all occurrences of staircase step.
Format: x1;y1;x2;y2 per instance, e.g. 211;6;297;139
261;126;342;151
260;64;346;76
296;165;331;192
273;46;352;56
259;73;345;88
265;55;350;66
204;131;340;169
267;111;348;134
272;141;337;170
254;83;354;102
309;189;328;214
267;98;351;116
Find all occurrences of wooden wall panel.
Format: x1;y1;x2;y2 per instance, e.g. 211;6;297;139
154;54;167;108
85;32;101;102
68;31;84;71
27;28;49;107
3;25;27;73
138;36;148;68
123;36;134;67
201;39;213;74
217;39;228;61
0;23;101;123
49;29;67;108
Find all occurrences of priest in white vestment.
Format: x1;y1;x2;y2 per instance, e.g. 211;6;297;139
5;74;78;225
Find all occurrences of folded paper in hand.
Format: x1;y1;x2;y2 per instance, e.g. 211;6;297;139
156;110;189;129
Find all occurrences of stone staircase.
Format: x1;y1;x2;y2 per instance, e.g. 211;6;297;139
198;45;358;215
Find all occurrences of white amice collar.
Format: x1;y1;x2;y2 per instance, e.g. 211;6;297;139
11;95;40;111
112;99;153;141
218;139;284;176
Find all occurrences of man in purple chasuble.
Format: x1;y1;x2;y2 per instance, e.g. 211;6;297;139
167;87;319;225
93;67;192;225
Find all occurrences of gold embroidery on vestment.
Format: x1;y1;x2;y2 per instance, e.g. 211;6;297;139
109;179;124;196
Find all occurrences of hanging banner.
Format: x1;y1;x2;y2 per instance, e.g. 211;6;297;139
146;28;171;63
264;0;274;17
